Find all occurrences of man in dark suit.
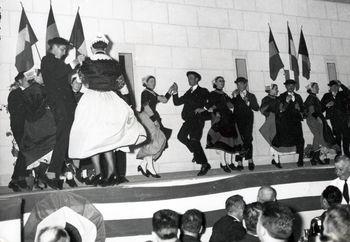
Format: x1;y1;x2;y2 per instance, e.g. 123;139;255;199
173;71;211;176
272;79;305;166
321;80;350;156
210;195;246;242
232;77;259;171
180;209;204;242
41;37;85;189
7;72;28;191
239;202;262;242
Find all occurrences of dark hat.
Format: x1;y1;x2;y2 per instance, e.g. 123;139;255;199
15;72;25;82
328;80;339;87
234;77;248;84
186;71;201;81
48;37;72;47
284;79;296;85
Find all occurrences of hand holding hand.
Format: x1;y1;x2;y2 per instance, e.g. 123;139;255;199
295;103;300;111
286;95;292;103
232;89;239;98
194;108;205;114
326;101;334;107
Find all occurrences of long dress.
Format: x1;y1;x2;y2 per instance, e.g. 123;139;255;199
21;82;56;169
259;95;295;153
137;88;171;161
69;54;147;159
206;90;243;154
304;93;337;151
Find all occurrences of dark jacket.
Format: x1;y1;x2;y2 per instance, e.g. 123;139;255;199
7;87;26;146
173;86;210;122
209;215;246;242
232;92;259;124
238;233;260;242
321;84;350;121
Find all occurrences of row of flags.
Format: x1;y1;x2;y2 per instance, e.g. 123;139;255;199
269;24;311;90
15;5;87;73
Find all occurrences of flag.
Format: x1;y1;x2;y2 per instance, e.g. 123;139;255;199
46;4;59;50
298;28;311;80
288;24;300;89
69;9;87;57
15;7;38;73
269;26;284;81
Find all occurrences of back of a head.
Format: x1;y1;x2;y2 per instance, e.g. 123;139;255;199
322;186;343;207
225;195;245;217
259;202;294;240
243;202;263;235
323;204;350;242
152;209;179;240
258;186;277;203
181;209;203;234
37;226;70;242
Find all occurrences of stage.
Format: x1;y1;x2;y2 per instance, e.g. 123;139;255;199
0;163;336;242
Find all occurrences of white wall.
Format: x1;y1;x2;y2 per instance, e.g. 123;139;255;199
1;0;350;185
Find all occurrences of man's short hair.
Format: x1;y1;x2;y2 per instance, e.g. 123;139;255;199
258;186;277;203
334;155;350;164
322;186;343;207
324;204;350;242
152;209;179;240
37;226;70;242
15;72;25;82
260;202;294;240
243;202;263;234
181;209;203;234
225;195;245;214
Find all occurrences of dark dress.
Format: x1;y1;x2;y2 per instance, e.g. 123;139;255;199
272;91;305;161
209;215;246;242
7;87;27;179
173;86;210;164
321;85;350;156
206;90;243;153
304;93;337;151
21;82;56;167
259;95;295;153
41;52;76;175
231;91;259;160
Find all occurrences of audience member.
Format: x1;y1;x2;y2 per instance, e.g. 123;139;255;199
257;186;277;203
209;195;246;242
257;202;294;242
239;202;262;242
152;209;180;242
180;209;204;242
36;226;70;242
330;155;350;204
322;204;350;242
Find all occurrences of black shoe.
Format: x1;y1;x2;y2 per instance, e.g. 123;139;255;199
220;164;231;173
297;161;304;167
41;177;63;190
66;178;78;188
137;165;149;177
8;180;21;192
197;163;211;176
228;163;238;170
86;174;104;186
248;162;255;171
115;176;129;185
324;158;330;164
102;174;118;186
237;164;244;171
75;169;86;184
146;169;161;178
271;159;282;169
310;158;317;166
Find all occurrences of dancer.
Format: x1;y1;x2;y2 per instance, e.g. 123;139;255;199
137;75;173;178
206;76;243;172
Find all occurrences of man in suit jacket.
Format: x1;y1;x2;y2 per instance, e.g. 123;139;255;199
232;77;259;171
41;37;84;189
180;209;204;242
330;155;350;204
239;202;262;242
173;71;211;176
210;195;246;242
321;80;350;156
272;79;305;166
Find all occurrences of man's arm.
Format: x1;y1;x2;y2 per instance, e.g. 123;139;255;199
249;93;259;111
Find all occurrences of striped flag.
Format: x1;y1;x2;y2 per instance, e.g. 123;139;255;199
15;7;38;73
269;26;284;81
69;9;87;57
46;4;59;50
288;24;300;90
298;28;311;80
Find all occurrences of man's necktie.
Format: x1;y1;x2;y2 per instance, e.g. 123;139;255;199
344;179;349;204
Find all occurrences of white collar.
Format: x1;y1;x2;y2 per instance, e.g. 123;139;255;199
190;85;198;92
90;52;112;60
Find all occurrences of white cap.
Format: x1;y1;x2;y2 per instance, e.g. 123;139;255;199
91;33;109;47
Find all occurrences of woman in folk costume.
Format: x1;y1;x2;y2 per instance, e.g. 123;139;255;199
69;34;146;186
206;76;243;173
259;84;295;168
137;75;173;178
304;82;339;165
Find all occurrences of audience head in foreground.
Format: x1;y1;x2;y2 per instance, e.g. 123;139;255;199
322;204;350;242
226;194;246;221
181;209;204;241
257;202;294;242
152;209;180;242
243;202;263;236
257;186;277;203
321;186;343;210
36;226;70;242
